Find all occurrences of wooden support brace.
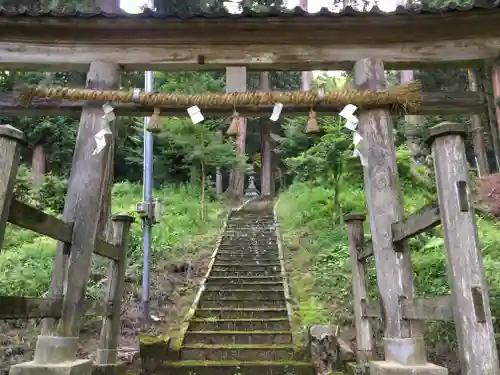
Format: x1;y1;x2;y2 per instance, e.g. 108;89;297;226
391;201;441;243
362;296;454;321
0;125;25;249
344;213;375;364
428;122;500;375
96;214;134;366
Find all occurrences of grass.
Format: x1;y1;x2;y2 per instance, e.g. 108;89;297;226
0;181;225;298
276;153;500;353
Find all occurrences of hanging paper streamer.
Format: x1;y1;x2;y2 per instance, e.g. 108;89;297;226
102;103;116;122
340;104;358;131
353;132;362;147
270;103;283;122
187;105;204;124
93;105;115;155
353;149;367;166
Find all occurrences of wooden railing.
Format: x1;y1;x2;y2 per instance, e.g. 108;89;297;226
344;122;498;375
0;124;134;373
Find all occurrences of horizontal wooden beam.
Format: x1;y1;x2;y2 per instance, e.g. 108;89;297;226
357;239;373;261
0;92;484;117
8;199;73;244
391;201;441;243
1;10;500;70
94;238;121;261
0;40;498;72
8;199;123;261
361;296;454;321
0;296;113;319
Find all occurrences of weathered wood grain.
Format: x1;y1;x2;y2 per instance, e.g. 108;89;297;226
94;238;121;261
344;213;375;363
43;61;120;339
401;296;454;321
8;199;73;243
0;125;25;249
0;296;112;319
97;214;134;365
0;91;485;118
357;239;373;261
391;201;441;243
1;10;500;71
429;122;500;375
353;58;419;340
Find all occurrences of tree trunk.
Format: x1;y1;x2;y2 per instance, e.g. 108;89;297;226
468;69;490;176
225;67;247;199
31;143;46;187
260;71;273;197
488;63;500;171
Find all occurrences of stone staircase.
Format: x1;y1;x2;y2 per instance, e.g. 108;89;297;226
150;200;313;375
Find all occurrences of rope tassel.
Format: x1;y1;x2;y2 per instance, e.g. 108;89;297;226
227;111;240;137
306;109;320;134
147;108;162;133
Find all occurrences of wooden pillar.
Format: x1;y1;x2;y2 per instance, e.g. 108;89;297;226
40;61;120;345
483;63;500;171
352;59;424;364
467;70;489;176
429;122;500;375
344;213;374;364
216;131;223;196
96;214;134;366
225;67;247;198
260;71;273;197
0;125;25;249
32;143;46;187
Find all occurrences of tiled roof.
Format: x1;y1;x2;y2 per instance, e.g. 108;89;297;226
0;2;499;19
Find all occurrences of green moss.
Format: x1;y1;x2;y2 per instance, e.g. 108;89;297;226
182;344;297;349
187;330;292;334
191;318;288;322
139;334;169;345
165;360;313;367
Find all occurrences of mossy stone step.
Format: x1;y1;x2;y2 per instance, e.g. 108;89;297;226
158;360;314;375
202;289;285;300
188;318;290;331
207;276;282;283
206;282;283;291
199;299;287;309
194;308;288;319
212;265;281;274
214;261;281;267
183;331;293;345
210;270;280;277
180;344;297;361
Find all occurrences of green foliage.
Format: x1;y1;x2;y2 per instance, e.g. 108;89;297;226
0;179;224;297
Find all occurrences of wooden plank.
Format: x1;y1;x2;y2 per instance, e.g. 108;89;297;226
97;214;134;365
0;91;484;117
353;58;419;340
429;122;500;374
0;296;62;319
0;296;111;319
1;10;500;71
47;61;120;338
401;296;454;321
344;213;374;363
8;199;73;243
357;239;373;261
0;125;25;249
391;201;441;243
94;238;121;261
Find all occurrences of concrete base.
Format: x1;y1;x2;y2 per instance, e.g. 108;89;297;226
34;336;79;364
370;361;448;375
92;362;126;375
383;337;426;365
9;359;92;375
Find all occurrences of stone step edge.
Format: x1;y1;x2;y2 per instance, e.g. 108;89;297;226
164;360;312;367
185;330;292;335
206;281;284;286
197;308;287;312
208;276;282;279
190;318;288;322
182;344;297;350
204;289;285;292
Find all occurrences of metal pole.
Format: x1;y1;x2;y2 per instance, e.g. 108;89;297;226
142;0;155;328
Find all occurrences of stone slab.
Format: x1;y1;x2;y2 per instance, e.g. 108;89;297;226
370;361;448;375
92;362;127;375
9;359;92;375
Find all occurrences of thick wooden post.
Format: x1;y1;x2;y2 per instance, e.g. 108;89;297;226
260;72;273;197
343;213;374;364
225;67;247;198
353;59;439;373
0;125;25;249
429;122;500;375
96;214;134;368
36;61;120;360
